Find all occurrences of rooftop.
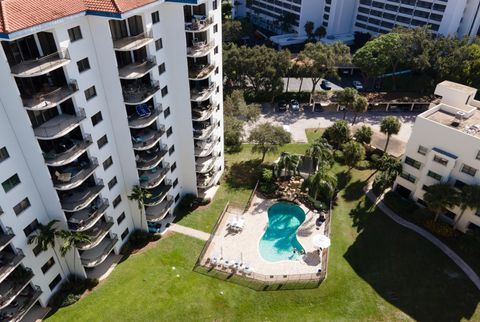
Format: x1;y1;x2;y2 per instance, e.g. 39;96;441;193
436;80;477;95
425;106;480;139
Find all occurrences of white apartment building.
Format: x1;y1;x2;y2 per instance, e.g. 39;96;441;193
0;0;223;319
394;81;480;233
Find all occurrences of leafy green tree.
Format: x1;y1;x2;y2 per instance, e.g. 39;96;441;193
224;90;259;123
353;38;390;88
222;20;243;43
279;12;297;32
380;116;401;153
275;153;302;177
337;87;358;119
323;120;351;150
351;95;369;125
314;26;326;39
372;170;396;194
368;154;402;181
304;21;315;41
128;185;152;229
304;167;338;203
453;185;480;229
342;141;365;171
423;184;459;222
354;125;373;145
58;230;91;281
248;123;291;162
224;116;244;151
305;138;333;173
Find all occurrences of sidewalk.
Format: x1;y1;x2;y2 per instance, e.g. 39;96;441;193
169;224;211;241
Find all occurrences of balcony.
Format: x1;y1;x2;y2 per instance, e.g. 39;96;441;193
113;32;154;51
0;228;14;253
144;184;172;207
21;82;78;111
10;49;70;78
0;250;25;284
60;182;104;212
76;220;114;251
43;135;93;167
128;105;162;129
53;158;99;191
192;104;215;121
131;128;165;150
34;110;86;140
0;285;41;322
118;58;157;79
185;16;214;32
188;64;215;80
81;235;118;268
139;166;169;189
190;83;215;102
197;168;222;190
146;196;174;222
196;153;219;173
122;81;160;105
135;146;168;170
193;122;217;140
0;267;34;310
68;198;109;232
187;40;215;58
194;139;216;157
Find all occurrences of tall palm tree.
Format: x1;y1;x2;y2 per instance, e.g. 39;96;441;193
128;185;152;230
304;166;338;202
380;116;401;153
58;230;91;281
351;95;369;125
423;184;459;222
337;87;358;120
453;185;480;230
275;153;301;178
305;138;333;173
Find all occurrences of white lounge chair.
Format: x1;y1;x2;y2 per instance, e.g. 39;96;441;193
228;217;239;228
235;218;245;231
244;264;253;274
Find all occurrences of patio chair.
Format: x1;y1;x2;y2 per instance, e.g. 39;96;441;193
136;104;151;118
235;218;245;231
244;263;253;274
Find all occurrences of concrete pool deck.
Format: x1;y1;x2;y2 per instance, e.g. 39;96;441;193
202;194;326;276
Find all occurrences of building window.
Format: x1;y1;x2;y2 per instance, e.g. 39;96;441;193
91;111;103;126
433;155;448;166
84;86;97;101
400;172;416;183
422;185;429;192
2;174;20;193
49;274;62;291
461;164;477;177
23;219;39;237
454;180;467;189
108;176;118;190
166;126;173;137
161;86;168;97
68;26;82;42
152;11;160;24
155;38;163;51
173;178;178;188
427;170;442;181
175;193;180;202
215;66;219;75
117;212;126;225
13;197;30;215
214;46;218;54
0;147;9;162
169;145;175;155
113;195;122;208
213;24;218;33
121;228;129;240
171;162;177;172
41;257;55;274
103;156;113;170
164;107;170;118
77;57;90;73
33;243;43;256
97;135;108;149
158;63;166;75
213;0;218;10
404;156;421;169
417;145;428;156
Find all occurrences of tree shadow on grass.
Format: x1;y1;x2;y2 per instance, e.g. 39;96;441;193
225;159;263;189
336;170;352;191
343;180;367;202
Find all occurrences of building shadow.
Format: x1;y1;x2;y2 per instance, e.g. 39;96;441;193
225;159;263;189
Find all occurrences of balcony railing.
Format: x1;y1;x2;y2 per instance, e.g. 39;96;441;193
122;80;160;105
185;16;214;32
118;57;157;79
81;235;118;268
53;158;99;191
192;105;215;121
43;134;93;166
10;49;70;77
113;31;154;51
128;104;162;129
131;127;165;150
194;140;216;157
60;182;104;212
22;81;78;110
196;154;219;173
139;166;169;189
68;198;109;232
0;249;25;284
193;121;217;140
34;109;86;139
0;267;34;309
187;40;215;57
0;228;14;252
146;196;174;222
190;83;215;101
0;285;41;322
197;168;222;190
135;146;168;170
188;64;215;80
76;219;114;251
144;184;172;206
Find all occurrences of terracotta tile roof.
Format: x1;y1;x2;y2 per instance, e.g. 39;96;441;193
0;0;158;34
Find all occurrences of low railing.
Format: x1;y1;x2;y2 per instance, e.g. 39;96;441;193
60;183;104;212
0;250;25;281
10;48;70;76
190;83;215;101
146;196;174;221
68;198;109;231
189;64;215;79
113;30;153;50
193;121;217;139
43;134;93;165
136;148;168;169
81;235;118;267
0;268;34;309
128;105;162;128
185;17;214;31
77;220;114;250
22;81;78;109
6;285;42;321
187;40;215;56
122;80;160;104
139;166;169;189
131;128;165;149
53;157;98;189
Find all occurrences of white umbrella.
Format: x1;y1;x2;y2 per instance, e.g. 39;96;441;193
312;234;331;249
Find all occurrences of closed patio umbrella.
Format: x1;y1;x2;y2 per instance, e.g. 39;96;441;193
312;234;331;249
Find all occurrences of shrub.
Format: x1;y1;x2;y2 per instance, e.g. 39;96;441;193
61;294;81;307
423;220;459;238
49;278;99;308
355;160;371;170
200;198;211;206
333;150;344;162
372;171;395;194
121;230;160;255
259;168;277;194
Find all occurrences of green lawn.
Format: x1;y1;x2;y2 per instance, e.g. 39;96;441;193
305;128;326;143
47;144;480;321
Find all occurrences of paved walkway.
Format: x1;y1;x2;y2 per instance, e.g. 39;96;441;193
366;189;480;291
169;224;211;241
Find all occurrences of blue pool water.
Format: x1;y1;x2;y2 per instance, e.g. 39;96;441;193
259;203;306;262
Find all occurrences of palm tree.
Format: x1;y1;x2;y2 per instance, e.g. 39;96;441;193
275;153;301;178
423;184;459;222
354;125;373;145
58;230;91;281
453;185;480;229
305;138;333;173
342;141;365;171
128;185;152;230
367;154;402;181
380;116;401;153
337;87;358;120
351;95;369;125
304;167;338;202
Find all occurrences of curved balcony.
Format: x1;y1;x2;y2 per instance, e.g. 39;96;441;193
190;83;215;102
0;285;41;322
68;198;109;232
146;196;174;222
139;166;169;189
144;184;172;207
193;122;217;140
197;168;222;191
76;220;114;251
22;82;78;111
81;235;118;268
187;40;215;58
0;228;15;253
60;182;104;212
135;146;167;171
113;31;153;51
189;64;215;80
0;267;34;310
53;158;99;191
196;153;219;173
192;105;215;121
128;105;162;129
0;249;25;284
194;139;216;157
34;110;86;140
119;58;157;79
10;49;70;78
185;17;214;32
122;81;160;105
43;135;93;167
131;128;165;150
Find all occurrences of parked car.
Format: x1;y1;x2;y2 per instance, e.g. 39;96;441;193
290;99;300;111
321;80;332;90
352;80;364;91
278;100;288;112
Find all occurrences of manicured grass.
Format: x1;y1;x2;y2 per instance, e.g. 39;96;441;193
305;128;326;143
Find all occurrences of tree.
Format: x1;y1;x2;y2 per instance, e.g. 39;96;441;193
304;21;315;42
305;138;333;173
342;141;365;171
279;12;297;32
58;230;91;281
352;31;372;52
353;38;390;88
423;184;459;222
380;116;401;153
304;167;338;203
275;153;302;178
453;185;480;229
224;116;244;151
337;87;358;119
314;26;326;40
224;90;259;123
354;125;373;145
128;185;152;230
368;154;402;181
322;120;351;150
248;123;291;162
223;20;243;43
351;95;369;125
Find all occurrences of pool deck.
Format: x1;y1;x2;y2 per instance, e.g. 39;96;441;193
202;194;326;276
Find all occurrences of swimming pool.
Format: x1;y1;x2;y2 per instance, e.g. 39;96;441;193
259;202;306;262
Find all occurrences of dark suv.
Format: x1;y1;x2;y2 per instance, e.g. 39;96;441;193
278;100;287;112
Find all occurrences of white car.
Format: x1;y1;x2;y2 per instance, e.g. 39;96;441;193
290;100;300;111
352;81;364;91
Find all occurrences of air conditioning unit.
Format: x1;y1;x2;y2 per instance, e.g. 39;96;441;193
456;111;466;120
